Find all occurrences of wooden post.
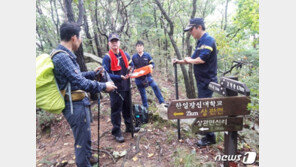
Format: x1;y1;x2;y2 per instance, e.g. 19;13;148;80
224;76;238;167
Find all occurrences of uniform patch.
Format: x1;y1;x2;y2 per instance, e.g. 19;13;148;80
198;45;213;51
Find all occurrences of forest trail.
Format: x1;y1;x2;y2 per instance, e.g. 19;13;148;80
36;70;257;167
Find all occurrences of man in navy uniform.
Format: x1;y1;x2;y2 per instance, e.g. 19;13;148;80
173;18;218;147
102;33;140;143
52;22;117;167
132;40;166;109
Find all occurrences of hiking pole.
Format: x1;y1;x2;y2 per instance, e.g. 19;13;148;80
128;68;135;138
97;92;100;166
174;63;181;140
130;82;134;138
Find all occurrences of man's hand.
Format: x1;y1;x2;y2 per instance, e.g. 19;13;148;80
121;75;130;80
172;58;179;64
127;66;133;74
148;64;153;69
184;57;191;63
94;66;103;73
105;82;117;92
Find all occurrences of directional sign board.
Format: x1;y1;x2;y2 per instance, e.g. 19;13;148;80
220;77;250;96
208;82;226;96
191;117;243;133
167;96;250;119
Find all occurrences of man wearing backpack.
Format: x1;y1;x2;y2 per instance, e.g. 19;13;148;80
102;33;140;143
51;22;117;167
132;40;166;110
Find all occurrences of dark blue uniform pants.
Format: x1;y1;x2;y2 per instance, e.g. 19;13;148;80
197;83;215;140
63;101;92;167
110;90;132;136
135;76;165;108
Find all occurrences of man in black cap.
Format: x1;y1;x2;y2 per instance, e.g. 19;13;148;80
173;18;218;147
102;33;140;143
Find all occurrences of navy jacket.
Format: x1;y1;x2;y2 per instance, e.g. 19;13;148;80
191;33;218;87
132;52;155;79
102;51;133;91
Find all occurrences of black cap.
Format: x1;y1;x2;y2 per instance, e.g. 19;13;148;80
108;33;120;41
184;18;205;32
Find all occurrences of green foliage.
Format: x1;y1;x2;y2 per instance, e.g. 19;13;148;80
232;0;259;46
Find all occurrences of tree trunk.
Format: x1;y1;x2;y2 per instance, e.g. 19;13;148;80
224;0;230;30
155;0;194;99
83;7;95;54
184;0;197;98
75;45;88;72
64;0;88;71
64;0;75;22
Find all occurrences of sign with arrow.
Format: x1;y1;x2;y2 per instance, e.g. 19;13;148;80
191;117;243;133
220;77;250;96
208;82;226;96
167;96;250;119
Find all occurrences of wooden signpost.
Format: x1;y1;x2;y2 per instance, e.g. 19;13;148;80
167;96;250;119
168;76;251;167
220;77;250;96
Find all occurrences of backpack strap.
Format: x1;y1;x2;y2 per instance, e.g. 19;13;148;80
66;82;73;115
50;49;68;59
50;49;74;115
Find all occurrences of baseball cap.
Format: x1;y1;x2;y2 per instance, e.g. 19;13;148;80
108;33;120;41
184;18;205;32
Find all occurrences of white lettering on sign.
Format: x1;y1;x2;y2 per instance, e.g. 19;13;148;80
189;102;196;109
210;101;216;107
186;111;198;116
203;101;209;108
183;102;189;109
176;102;182;109
174;100;224;110
216;100;223;106
195;118;228;127
237;85;245;92
196;101;202;108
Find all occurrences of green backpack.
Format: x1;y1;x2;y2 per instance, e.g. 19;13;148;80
36;50;73;114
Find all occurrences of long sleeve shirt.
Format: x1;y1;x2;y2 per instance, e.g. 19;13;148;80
52;44;106;106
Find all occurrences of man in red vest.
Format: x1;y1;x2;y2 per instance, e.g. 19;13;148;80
102;33;140;143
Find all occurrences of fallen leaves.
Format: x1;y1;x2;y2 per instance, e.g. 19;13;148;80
112;150;127;158
148;153;154;158
132;156;138;161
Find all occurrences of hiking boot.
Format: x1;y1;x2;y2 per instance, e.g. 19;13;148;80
89;156;98;165
125;126;140;133
196;137;216;147
114;134;125;143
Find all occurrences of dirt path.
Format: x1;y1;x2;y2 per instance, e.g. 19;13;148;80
36;70;258;167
